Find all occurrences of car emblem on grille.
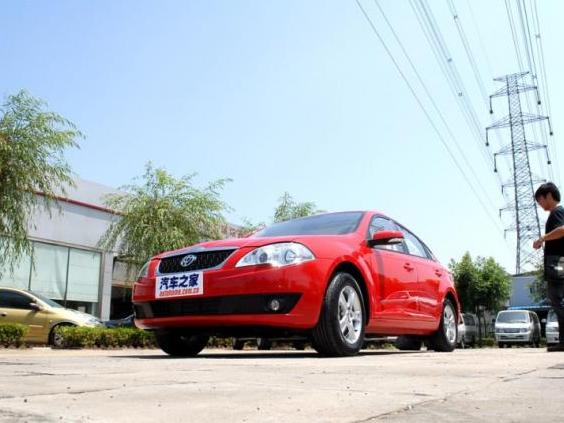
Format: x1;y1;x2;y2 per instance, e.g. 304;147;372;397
180;254;197;267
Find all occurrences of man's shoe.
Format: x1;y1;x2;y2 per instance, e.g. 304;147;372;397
547;344;564;352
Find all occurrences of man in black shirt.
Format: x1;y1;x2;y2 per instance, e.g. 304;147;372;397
534;182;564;352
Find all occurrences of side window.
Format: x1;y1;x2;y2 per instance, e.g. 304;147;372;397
398;227;428;258
0;291;33;309
368;216;404;253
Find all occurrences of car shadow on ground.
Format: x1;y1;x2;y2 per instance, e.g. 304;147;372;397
116;350;424;360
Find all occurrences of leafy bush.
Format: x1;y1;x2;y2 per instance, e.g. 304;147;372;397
0;323;28;347
54;326;156;349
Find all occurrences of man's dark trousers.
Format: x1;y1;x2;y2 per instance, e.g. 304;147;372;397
548;280;564;345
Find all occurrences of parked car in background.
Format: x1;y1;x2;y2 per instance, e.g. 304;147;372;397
104;314;135;328
546;310;560;346
457;312;466;348
0;287;102;347
460;313;478;347
495;310;541;348
133;211;460;357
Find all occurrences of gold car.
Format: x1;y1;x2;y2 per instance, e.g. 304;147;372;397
0;287;102;346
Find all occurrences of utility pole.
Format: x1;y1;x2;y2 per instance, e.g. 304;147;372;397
486;72;553;274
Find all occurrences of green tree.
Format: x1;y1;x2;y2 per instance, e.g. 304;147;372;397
474;256;512;312
273;192;321;223
0;91;81;275
449;252;512;313
99;163;231;265
238;218;266;237
448;252;478;313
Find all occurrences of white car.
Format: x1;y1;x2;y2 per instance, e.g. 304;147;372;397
495;310;541;348
546;310;560;346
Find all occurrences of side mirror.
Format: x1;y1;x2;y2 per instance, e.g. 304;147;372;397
368;230;404;247
542;318;547;324
29;302;43;312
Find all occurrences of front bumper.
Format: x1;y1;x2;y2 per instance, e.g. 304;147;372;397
546;331;560;345
495;333;531;343
133;258;333;330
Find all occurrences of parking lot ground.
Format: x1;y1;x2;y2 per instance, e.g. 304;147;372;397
1;347;563;423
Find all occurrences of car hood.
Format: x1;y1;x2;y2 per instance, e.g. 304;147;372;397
158;235;356;258
51;307;101;324
546;322;559;330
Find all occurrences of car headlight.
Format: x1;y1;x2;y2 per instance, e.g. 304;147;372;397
236;243;315;268
519;328;529;333
90;318;103;326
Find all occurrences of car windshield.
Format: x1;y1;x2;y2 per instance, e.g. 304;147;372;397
27;290;64;308
254;212;364;237
547;310;557;323
497;311;528;323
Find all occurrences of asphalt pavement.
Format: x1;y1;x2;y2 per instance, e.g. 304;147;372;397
0;347;563;422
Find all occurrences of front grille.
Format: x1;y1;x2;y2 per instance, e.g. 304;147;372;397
498;328;520;333
158;249;236;274
134;294;301;318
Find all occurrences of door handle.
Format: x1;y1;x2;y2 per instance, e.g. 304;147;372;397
403;263;414;271
435;270;443;277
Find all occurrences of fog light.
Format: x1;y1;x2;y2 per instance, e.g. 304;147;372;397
269;299;281;312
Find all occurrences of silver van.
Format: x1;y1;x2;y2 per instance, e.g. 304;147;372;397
495;310;541;348
546;310;560;346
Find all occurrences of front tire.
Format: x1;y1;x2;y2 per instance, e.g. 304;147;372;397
312;272;365;357
426;299;457;352
395;335;423;351
49;324;74;348
155;330;209;357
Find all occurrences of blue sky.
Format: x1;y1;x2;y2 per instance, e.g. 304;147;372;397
2;0;563;273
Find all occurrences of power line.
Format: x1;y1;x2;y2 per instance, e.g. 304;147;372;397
444;0;514;188
446;0;489;106
372;0;498;212
505;0;552;183
465;0;494;78
531;0;559;184
410;0;506;185
353;0;506;235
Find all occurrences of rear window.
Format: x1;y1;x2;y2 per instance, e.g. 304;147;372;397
497;311;529;323
254;212;364;237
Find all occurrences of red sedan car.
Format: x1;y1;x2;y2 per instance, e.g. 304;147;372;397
133;211;459;357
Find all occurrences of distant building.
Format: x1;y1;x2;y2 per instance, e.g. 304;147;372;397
0;179;118;319
509;275;537;308
508;274;551;323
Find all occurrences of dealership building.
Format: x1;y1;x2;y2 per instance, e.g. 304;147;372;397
0;179;122;319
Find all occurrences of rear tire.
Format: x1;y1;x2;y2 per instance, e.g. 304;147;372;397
232;338;245;350
257;338;272;350
395;335;423;351
292;341;306;351
426;299;457;352
155;330;209;357
312;272;365;357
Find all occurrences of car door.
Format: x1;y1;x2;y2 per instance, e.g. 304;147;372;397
395;225;441;325
365;216;420;330
0;290;48;342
